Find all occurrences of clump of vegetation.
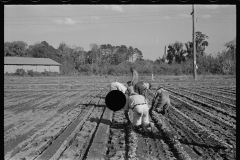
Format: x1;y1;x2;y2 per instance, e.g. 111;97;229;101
4;69;59;77
15;69;28;76
4;32;235;76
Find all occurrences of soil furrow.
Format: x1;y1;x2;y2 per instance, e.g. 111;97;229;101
85;107;113;160
105;110;127;160
57;98;103;160
178;87;236;105
169;93;235;125
171;88;235;106
166;88;235;114
189;87;236;98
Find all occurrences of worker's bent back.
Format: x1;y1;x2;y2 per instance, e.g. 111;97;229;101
152;88;170;114
110;82;127;94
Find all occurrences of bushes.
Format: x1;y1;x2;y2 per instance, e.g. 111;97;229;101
15;69;28;76
4;69;59;77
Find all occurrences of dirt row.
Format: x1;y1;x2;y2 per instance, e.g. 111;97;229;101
167;91;236;125
4;90;102;160
102;101;187;160
165;88;235;114
166;107;235;160
147;87;235;160
175;87;236;106
170;98;235;148
4;78;236;160
181;86;236;98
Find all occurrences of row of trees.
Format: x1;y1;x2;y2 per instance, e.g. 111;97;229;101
4;31;235;76
4;41;143;75
160;31;209;64
155;31;235;75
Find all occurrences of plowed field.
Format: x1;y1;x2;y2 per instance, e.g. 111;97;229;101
4;75;236;160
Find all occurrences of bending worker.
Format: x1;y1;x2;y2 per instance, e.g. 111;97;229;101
135;81;151;98
151;86;171;115
129;67;151;98
124;84;156;133
127;80;151;103
110;81;128;94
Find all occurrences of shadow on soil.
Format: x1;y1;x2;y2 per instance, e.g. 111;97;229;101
89;117;160;139
110;122;126;129
89;117;111;126
179;139;228;150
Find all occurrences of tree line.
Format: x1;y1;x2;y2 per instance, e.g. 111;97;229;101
4;31;235;76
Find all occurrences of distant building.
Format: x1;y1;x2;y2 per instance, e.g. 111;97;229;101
4;57;61;73
127;53;138;63
162;45;168;63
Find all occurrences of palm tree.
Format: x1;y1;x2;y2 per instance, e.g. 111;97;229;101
166;41;186;64
185;31;209;59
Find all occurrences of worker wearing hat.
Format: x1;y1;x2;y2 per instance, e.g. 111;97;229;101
124;84;156;133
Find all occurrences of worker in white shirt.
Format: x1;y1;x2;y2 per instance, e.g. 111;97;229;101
110;81;128;94
124;84;156;133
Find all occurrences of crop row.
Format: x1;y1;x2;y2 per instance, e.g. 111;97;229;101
176;87;236;106
4;90;103;160
147;87;235;159
201;87;236;95
167;106;235;160
170;98;235;149
4;90;94;145
183;86;236;98
165;88;235;114
151;110;193;160
167;90;235;125
47;90;108;160
6;105;86;160
85;107;113;160
57;101;104;160
104;110;127;160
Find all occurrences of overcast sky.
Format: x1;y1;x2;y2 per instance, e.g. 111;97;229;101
4;5;236;61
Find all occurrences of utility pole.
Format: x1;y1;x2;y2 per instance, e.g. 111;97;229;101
164;45;166;57
191;4;197;80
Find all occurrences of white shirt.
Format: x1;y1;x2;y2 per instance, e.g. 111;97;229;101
143;82;150;89
110;82;127;93
124;94;147;111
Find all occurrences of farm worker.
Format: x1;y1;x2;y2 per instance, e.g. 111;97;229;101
127;81;152;104
130;67;139;89
129;67;151;97
134;81;152;97
151;86;170;115
110;81;128;94
124;84;156;133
